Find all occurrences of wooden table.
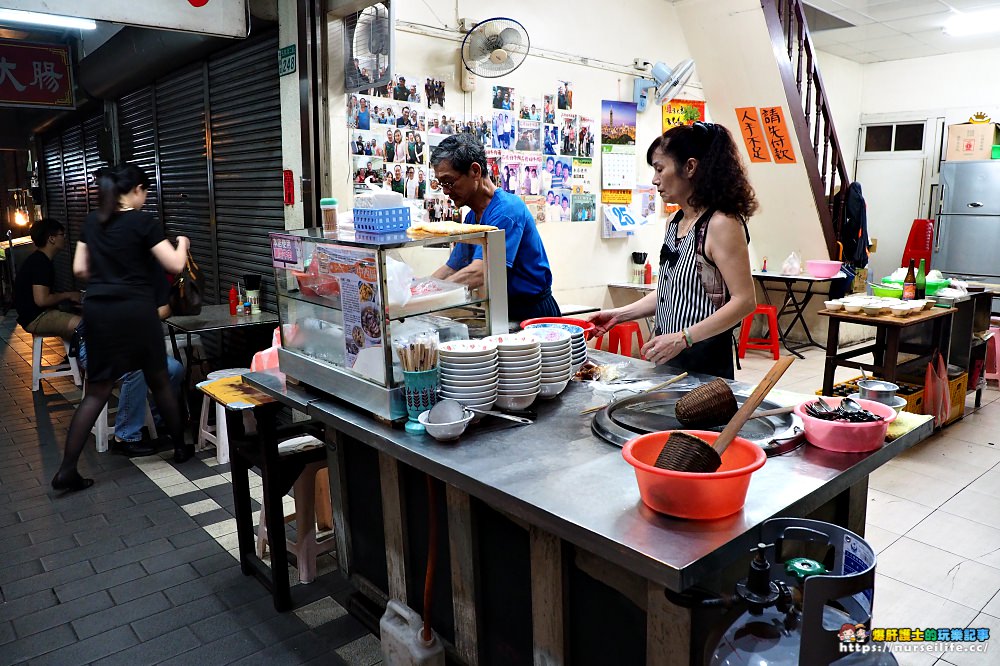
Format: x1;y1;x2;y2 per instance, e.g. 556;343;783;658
818;306;957;395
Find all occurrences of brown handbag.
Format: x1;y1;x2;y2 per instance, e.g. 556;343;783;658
169;252;203;316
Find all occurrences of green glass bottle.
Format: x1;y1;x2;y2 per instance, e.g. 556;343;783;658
916;258;927;299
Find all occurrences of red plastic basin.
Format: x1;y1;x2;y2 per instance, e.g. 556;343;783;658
622;431;766;520
794;397;896;453
519;317;597;340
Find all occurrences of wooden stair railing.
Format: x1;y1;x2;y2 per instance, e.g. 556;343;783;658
761;0;851;260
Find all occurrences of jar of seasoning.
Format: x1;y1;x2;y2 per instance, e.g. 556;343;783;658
320;197;338;233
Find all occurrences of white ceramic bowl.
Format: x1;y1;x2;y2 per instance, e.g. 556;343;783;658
889;305;910;317
418;410;474;441
843;304;864;313
498;377;542;390
439;340;498;355
499;367;542;381
439;352;498;366
440;376;499;390
498;357;542;371
440;388;498;401
525;328;572;345
449;395;496;409
824;300;843;311
862;305;884;316
439;372;499;387
541;363;572;375
848;392;907;414
540;349;573;362
439;358;498;373
482;333;540;350
495;392;539;410
542;370;572;382
538;380;570;399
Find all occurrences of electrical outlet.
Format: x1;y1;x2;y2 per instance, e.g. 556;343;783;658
870;238;878;253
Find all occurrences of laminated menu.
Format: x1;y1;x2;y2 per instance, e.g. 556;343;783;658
313;245;383;375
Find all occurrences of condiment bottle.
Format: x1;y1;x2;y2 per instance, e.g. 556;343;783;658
902;259;917;301
915;258;926;299
320;197;338;233
643;261;652;284
228;284;239;316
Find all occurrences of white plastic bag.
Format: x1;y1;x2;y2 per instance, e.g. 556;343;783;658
781;251;802;276
385;256;413;309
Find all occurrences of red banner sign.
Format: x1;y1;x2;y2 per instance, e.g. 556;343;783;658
0;41;75;109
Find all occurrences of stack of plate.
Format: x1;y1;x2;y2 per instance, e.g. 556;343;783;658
484;333;541;410
525;323;588;371
438;339;499;410
525;328;573;399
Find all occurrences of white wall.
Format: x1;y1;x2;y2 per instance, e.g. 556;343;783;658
278;0;304;230
814;51;863;178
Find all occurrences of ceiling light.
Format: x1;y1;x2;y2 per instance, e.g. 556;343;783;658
0;9;97;30
944;9;1000;37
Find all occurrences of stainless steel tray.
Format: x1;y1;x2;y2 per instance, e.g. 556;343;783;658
591;389;803;454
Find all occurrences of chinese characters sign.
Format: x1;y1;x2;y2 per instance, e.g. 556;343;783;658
661;99;705;133
735;107;771;163
0;41;74;109
733;105;798;164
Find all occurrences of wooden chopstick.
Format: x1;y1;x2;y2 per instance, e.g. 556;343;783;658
579;372;689;416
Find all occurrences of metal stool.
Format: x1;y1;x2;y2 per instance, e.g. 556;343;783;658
30;334;81;392
197;368;251;464
737;304;781;360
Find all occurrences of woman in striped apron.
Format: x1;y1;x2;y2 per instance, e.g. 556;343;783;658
589;122;757;379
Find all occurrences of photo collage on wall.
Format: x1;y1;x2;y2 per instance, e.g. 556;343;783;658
347;76;599;224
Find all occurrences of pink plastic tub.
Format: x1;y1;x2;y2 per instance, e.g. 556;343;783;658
805;259;843;278
794;397;897;453
622;431;766;519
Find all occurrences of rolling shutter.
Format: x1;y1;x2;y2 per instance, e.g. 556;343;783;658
154;65;217;302
61;125;87;289
117;86;160;220
41;134;72;289
208;35;283;311
83;112;108;215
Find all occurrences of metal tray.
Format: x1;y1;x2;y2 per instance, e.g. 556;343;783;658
591;388;803;455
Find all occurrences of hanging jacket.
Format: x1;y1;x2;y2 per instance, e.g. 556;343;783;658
840;182;871;268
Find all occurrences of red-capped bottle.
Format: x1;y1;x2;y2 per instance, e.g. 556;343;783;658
644;261;652;284
229;284;239;315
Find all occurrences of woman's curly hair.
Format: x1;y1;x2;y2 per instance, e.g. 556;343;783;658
646;122;758;221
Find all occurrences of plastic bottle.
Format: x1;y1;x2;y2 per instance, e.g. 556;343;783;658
915;258;926;299
644;261;652;284
228;284;239;316
320;197;338;233
902;259;917;301
380;600;445;666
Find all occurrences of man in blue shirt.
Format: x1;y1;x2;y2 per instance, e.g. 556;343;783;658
429;133;560;321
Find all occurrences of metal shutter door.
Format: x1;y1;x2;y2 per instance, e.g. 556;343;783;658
41;134;72;289
61;125;87;290
208;35;283;311
83;113;108;215
117;87;160;219
155;65;216;302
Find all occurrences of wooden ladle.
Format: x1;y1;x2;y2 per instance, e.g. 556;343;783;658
654;356;795;473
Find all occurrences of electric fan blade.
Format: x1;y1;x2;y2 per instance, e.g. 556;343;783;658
499;27;523;47
469;29;489;59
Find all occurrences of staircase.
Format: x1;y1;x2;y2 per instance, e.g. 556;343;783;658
761;0;851;260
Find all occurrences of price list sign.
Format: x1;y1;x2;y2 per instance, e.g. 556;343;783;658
270;234;304;271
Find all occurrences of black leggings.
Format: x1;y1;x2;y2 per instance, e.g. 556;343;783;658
57;366;184;477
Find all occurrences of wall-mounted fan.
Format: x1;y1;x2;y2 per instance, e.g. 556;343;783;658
344;1;394;94
461;18;530;80
633;59;695;112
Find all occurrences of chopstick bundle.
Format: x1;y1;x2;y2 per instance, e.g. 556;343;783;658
395;333;439;372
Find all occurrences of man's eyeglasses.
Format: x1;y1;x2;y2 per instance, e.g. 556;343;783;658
437;173;465;191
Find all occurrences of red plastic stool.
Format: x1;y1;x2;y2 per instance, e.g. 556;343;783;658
737;305;780;360
594;322;645;357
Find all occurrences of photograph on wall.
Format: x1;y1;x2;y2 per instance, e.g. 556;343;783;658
380;127;410;163
499;151;522;195
577;117;595;157
661;98;705;132
523;195;546;224
351;131;384;158
468;114;492;146
371;99;397;125
425;195;458;222
515;120;541;152
519;153;543;196
554;189;573;221
353;156;385;192
486;148;502;185
557;81;573;110
438;113;460;135
571;193;597;222
520;96;541;120
543;94;556;123
390;74;421;102
393;103;422;130
492;111;515;150
402;165;431;199
559;114;578;156
424;77;447;109
542;190;561;223
543;125;560;156
635;184;658;220
601;100;637;146
540;155;556;194
571;156;594;193
553;156;574;190
403;130;427;164
492;85;516;110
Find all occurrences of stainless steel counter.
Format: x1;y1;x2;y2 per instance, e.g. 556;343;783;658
245;355;933;594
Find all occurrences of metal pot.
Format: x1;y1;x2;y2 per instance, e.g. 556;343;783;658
856;379;898;404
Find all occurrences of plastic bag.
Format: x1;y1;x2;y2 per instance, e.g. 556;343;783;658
385;256;413;309
922;351;951;427
781;251;802;276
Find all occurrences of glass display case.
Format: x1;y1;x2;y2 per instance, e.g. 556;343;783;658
269;227;508;420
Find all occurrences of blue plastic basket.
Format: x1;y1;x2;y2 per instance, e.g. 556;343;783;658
353;206;411;233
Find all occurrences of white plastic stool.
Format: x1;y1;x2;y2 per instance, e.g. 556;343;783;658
90;385;159;453
30;335;82;392
165;333;204;369
197;368;251;464
255;436;335;584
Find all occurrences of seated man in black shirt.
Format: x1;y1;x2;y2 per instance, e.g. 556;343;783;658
13;218;81;340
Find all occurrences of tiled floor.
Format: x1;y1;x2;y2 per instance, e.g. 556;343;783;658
4;309;999;666
0;314;381;666
736;345;1000;666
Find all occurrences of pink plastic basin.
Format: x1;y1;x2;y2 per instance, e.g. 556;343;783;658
805;259;843;279
794;397;897;453
622;431;766;519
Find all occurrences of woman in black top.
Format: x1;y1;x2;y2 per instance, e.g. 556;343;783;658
52;163;192;492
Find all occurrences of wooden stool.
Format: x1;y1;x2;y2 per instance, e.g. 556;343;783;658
594;322;645;357
255;435;335;584
738;305;781;360
197;368;251;464
30;334;82;392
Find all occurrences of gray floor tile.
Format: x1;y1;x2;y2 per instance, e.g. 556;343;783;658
93;626;202;666
30;625;139;666
159;628;266;666
12;590;114;638
71;591;171;639
878;538;1000;610
0;623;78;663
131;594;228;642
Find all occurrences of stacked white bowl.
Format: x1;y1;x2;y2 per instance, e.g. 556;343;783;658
438;339;499;410
484;333;541;410
524;323;588;371
525;328;573;399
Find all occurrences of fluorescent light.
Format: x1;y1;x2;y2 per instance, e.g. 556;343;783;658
944;9;1000;37
0;9;96;30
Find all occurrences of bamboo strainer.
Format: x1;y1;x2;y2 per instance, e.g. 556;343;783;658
674;378;738;428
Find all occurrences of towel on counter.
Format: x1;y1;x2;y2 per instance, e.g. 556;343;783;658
885;411;933;442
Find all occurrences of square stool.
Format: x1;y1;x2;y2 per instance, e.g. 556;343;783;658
197;368;251;464
31;334;82;392
91;387;159;453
